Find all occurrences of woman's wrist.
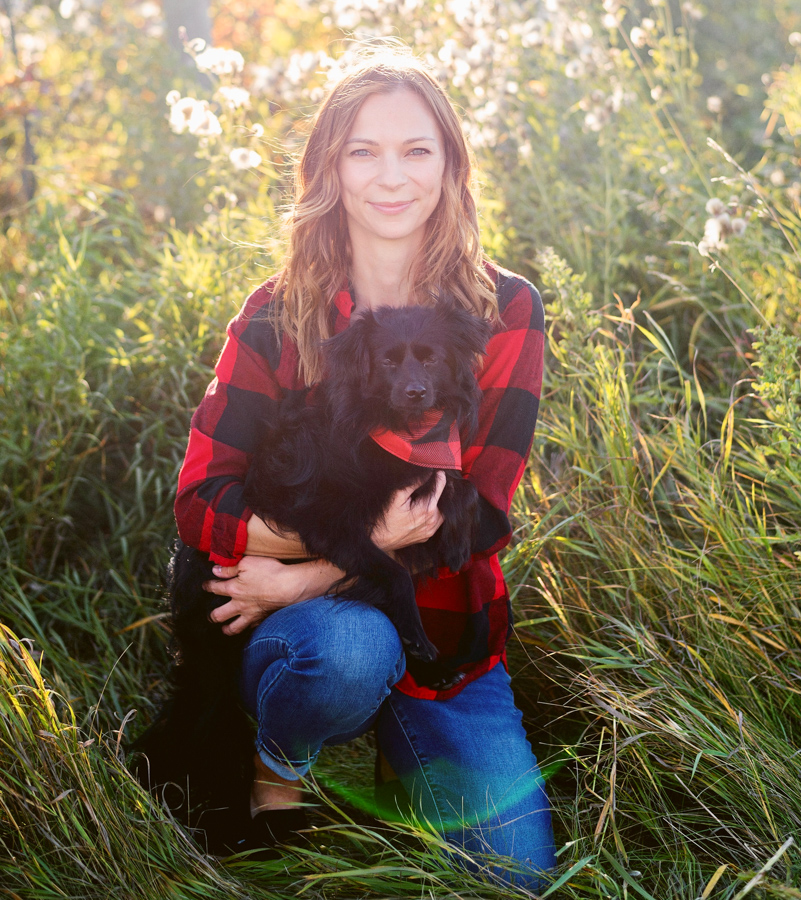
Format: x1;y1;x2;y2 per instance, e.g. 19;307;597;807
294;558;348;602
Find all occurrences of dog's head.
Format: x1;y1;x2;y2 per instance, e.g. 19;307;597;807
323;302;493;436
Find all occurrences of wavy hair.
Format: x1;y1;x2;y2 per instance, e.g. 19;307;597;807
275;51;497;383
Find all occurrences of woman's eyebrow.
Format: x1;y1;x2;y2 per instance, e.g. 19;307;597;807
344;136;438;145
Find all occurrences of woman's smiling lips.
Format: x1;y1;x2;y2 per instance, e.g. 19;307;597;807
368;200;415;214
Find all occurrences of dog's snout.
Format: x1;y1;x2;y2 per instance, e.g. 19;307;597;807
405;383;427;400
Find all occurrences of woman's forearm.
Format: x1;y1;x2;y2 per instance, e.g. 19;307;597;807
245;513;310;558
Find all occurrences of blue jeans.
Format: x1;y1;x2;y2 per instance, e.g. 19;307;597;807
239;596;556;887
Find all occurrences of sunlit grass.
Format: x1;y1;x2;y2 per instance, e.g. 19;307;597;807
3;0;801;897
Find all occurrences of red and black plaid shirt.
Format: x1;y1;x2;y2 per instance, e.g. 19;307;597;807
175;263;544;700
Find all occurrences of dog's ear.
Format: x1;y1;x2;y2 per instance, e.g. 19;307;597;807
435;303;494;439
322;312;373;389
437;303;493;370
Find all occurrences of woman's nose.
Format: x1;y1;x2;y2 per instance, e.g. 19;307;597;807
376;154;408;189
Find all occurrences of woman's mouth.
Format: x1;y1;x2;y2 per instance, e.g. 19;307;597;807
368;201;414;214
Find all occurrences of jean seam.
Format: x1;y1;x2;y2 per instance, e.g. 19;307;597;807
385;699;447;834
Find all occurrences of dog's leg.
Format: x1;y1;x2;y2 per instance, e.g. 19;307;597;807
330;539;439;663
436;475;480;573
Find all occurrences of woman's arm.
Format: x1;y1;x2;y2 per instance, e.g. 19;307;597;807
175;281;296;565
204;471;447;633
462;272;545;559
245;514;307;558
245;468;448;558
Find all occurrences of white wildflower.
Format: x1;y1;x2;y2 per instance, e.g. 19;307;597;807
565;59;585;79
705;197;726;216
697;240;710;257
229;148;262;170
630;27;647;48
59;0;77;18
770;169;786;186
651;85;663;100
789;32;801;48
716;211;731;231
602;13;618;29
189;106;222;136
682;2;703;20
703;216;725;249
169;97;202;133
137;2;161;19
194;47;245;76
730;217;747;236
642;17;655;30
584;108;608;132
217;85;251;109
706;95;722;113
250;123;265;137
15;31;48;66
602;0;621;11
165;90;181;106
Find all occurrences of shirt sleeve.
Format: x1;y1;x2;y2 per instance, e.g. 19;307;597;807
174;284;286;566
462;274;545;559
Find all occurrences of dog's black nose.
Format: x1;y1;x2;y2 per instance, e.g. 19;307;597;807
405;384;427;400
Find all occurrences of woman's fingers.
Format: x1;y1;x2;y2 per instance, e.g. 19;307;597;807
221;614;249;635
430;469;447;503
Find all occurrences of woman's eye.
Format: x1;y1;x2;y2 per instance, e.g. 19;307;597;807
350;148;371;157
409;147;431;156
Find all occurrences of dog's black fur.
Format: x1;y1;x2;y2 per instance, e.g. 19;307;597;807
132;303;492;852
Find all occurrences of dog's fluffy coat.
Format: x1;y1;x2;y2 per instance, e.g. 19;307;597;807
132;303;492;851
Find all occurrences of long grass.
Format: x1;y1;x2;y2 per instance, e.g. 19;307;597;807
3;1;801;897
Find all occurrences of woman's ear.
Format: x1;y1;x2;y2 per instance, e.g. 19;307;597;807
322;311;374;389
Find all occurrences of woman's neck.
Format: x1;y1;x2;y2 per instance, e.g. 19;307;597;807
349;238;420;310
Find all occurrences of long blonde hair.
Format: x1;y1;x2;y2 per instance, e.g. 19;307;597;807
275;51;497;383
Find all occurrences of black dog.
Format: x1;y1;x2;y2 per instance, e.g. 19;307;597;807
132;303;492;852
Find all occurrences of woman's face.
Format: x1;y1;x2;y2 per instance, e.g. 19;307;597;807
337;88;446;252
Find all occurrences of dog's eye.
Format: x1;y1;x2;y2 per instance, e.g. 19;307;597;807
382;358;396;368
422;356;437;368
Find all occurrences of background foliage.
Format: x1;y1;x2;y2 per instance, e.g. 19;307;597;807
2;0;801;897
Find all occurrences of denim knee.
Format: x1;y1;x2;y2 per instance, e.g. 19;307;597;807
240;596;405;776
273;599;404;715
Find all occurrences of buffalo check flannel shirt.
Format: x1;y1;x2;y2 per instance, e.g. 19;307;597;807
175;263;544;700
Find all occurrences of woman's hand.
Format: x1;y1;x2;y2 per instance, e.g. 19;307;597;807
203;556;344;635
372;470;446;552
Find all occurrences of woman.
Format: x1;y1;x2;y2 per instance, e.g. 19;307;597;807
175;52;557;886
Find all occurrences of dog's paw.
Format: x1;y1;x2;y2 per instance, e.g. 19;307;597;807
405;657;466;691
400;634;438;663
